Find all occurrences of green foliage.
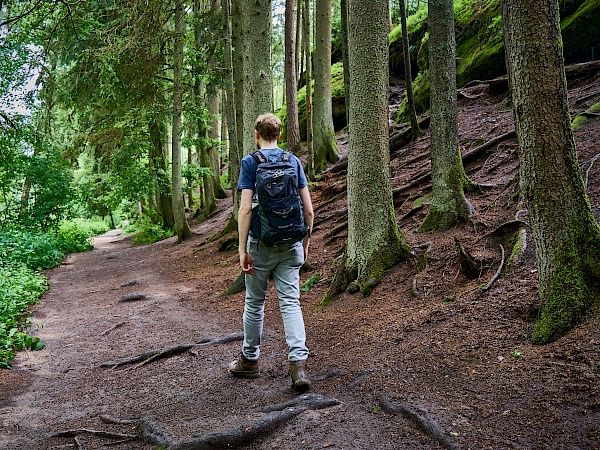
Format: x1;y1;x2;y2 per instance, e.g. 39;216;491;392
300;273;323;292
131;223;174;246
561;0;600;61
0;264;47;368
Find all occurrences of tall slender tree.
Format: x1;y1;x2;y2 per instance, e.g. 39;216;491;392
240;0;273;156
303;0;315;181
312;0;339;171
399;0;419;139
502;0;600;344
172;0;192;241
326;0;410;300
222;0;240;222
420;0;473;232
285;0;301;155
340;0;350;128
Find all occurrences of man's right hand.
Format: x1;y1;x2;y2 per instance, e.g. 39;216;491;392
240;252;254;275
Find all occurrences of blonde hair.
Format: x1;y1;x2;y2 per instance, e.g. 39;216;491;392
255;113;281;142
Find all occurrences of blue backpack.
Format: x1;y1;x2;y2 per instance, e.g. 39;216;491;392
252;150;308;247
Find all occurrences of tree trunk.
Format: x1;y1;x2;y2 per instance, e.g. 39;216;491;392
295;0;303;90
208;87;226;200
337;0;410;298
303;0;315;181
240;0;273;156
399;0;419;139
340;0;350;129
223;0;241;223
285;0;301;155
502;0;600;344
312;0;339;171
172;0;192;241
420;0;473;232
149;121;174;230
232;0;245;161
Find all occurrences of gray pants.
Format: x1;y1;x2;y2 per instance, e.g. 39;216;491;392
242;238;309;362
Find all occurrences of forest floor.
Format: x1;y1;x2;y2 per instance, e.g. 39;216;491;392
1;66;600;450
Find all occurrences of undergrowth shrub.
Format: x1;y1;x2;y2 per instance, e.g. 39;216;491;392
0;219;107;367
0;264;47;368
131;224;174;245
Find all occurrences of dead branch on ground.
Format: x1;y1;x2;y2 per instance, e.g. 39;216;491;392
138;394;341;449
52;429;136;441
99;332;244;369
379;397;458;450
98;322;127;337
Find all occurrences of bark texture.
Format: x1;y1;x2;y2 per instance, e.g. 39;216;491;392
240;0;273;156
399;0;419;139
171;0;192;241
303;0;314;180
285;0;301;155
313;0;339;171
420;0;472;232
502;0;600;344
223;0;240;220
344;0;411;296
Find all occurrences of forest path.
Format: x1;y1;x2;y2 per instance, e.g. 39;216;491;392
0;201;434;449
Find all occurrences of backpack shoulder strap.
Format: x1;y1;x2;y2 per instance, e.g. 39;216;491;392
279;151;291;162
251;150;267;164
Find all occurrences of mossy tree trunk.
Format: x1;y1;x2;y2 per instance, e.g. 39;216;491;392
223;0;240;223
399;0;419;140
340;0;411;297
172;0;192;242
313;0;339;172
303;0;315;181
149;120;175;230
420;0;473;232
285;0;301;155
240;0;273;156
340;0;350;128
502;0;600;344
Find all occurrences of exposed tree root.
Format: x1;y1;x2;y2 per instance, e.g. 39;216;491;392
99;415;138;425
390;116;431;154
137;394;340;449
347;367;374;388
309;369;347;382
379;397;458;450
574;90;600;104
117;292;151;303
314;209;347;227
484;244;505;291
52;429;136;441
461;129;516;166
219;271;245;297
585;153;600;189
99;332;244;369
329;221;348;237
454;237;483;279
314;192;346;213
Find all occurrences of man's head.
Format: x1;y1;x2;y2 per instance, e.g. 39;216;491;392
255;113;281;143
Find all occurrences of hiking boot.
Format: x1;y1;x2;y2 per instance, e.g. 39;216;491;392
289;360;311;393
228;355;259;378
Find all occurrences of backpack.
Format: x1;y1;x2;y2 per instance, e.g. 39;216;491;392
252;150;308;247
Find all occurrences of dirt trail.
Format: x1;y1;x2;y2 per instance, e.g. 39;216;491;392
0;204;430;450
2;73;600;449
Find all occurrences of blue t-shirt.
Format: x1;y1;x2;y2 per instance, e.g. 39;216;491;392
237;148;308;238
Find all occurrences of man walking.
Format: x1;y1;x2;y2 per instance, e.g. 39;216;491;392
229;113;314;394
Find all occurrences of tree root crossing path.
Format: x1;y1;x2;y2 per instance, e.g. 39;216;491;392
0;220;450;449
